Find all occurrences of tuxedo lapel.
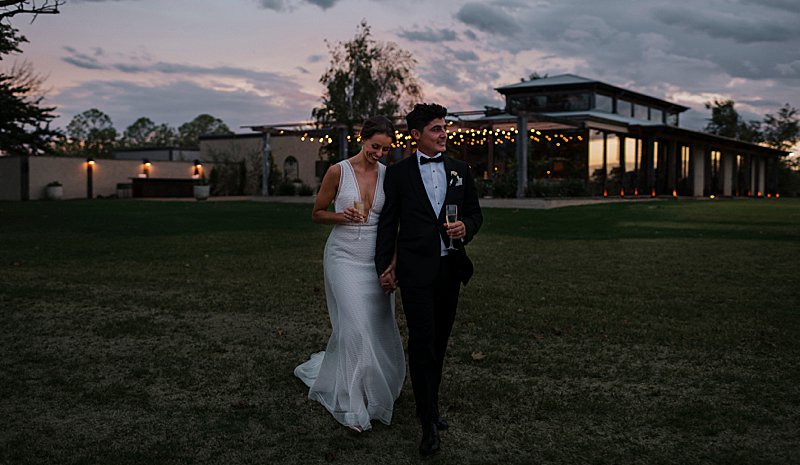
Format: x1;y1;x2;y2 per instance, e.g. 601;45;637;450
409;155;439;220
442;157;458;218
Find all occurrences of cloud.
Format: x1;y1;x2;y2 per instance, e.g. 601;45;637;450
304;0;339;8
397;27;457;43
776;60;800;77
51;79;317;131
450;49;479;62
455;2;521;36
61;47;307;91
255;0;290;11
54;48;321;129
653;6;799;43
253;0;340;11
740;0;800;13
61;46;107;70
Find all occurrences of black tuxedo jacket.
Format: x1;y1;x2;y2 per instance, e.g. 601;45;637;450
375;154;483;287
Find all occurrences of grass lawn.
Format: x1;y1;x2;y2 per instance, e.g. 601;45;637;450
1;198;798;465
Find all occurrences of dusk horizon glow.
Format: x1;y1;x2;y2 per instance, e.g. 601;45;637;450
5;0;799;155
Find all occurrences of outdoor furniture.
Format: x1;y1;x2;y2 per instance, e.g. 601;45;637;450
131;178;196;198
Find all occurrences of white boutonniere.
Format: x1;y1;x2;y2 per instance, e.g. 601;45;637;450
449;170;463;187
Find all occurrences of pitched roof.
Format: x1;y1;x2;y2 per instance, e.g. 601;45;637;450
495;73;690;113
495;74;596;92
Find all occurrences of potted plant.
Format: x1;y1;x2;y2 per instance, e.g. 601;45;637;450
291;178;303;193
194;176;210;201
45;181;63;200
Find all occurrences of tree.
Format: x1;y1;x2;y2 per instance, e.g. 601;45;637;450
178;114;232;149
121;117;177;148
312;19;422;151
762;104;799;152
520;71;548;82
64;108;117;157
704;99;762;143
0;0;64;20
0;23;58;155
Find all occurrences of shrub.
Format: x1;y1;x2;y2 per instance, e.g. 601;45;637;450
297;183;315;196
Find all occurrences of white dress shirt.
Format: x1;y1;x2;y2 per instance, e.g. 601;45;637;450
417;150;448;256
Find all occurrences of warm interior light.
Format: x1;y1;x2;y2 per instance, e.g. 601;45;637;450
710;194;716;199
634;187;639;196
603;189;608;197
672;189;677;197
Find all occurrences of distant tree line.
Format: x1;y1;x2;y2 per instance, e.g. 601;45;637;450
705;99;800;195
54;109;234;158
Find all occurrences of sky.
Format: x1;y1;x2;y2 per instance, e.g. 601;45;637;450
7;0;800;144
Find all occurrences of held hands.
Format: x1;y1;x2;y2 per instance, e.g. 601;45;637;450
444;220;466;240
379;263;398;294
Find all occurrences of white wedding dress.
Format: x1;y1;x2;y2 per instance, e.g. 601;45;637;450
295;159;406;431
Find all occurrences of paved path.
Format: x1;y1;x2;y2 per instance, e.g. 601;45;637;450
148;195;663;209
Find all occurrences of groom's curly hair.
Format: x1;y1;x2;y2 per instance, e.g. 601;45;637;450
406;103;447;135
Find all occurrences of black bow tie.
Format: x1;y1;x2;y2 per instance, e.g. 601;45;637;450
419;156;443;165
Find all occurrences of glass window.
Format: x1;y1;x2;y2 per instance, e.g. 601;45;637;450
595;94;613;112
634;104;648;120
588;130;605;181
284;156;299;181
616;99;632;117
625;137;638;172
606;134;620;172
653;141;660;170
711;151;720;176
509;93;590;112
666;112;678;126
681;146;690;180
650;109;663;123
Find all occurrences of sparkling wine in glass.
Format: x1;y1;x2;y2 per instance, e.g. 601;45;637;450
445;204;458;251
354;200;366;240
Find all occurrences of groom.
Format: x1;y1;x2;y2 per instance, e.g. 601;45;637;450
375;103;482;456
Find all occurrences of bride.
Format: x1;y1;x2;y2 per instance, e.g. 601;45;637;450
294;116;405;432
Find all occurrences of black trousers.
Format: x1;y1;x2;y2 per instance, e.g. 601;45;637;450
400;255;461;426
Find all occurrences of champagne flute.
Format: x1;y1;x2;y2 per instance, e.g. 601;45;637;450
353;200;366;240
445;204;458;251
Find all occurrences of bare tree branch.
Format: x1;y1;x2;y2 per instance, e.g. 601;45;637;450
0;0;64;22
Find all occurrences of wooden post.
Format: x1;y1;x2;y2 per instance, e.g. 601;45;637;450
667;139;678;195
516;115;528;198
641;135;654;195
261;132;271;197
86;161;93;199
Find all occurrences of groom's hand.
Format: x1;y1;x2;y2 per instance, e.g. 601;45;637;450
444;220;466;240
379;266;398;294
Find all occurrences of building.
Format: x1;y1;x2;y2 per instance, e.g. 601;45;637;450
198;130;325;195
449;74;787;198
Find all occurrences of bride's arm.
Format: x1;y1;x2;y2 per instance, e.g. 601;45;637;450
312;164;362;224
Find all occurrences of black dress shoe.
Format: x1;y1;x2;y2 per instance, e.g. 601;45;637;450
419;424;440;457
435;417;449;430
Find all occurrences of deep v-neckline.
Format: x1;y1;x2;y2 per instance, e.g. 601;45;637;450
346;159;380;205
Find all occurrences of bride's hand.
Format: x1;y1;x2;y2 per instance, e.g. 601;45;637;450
342;207;364;223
